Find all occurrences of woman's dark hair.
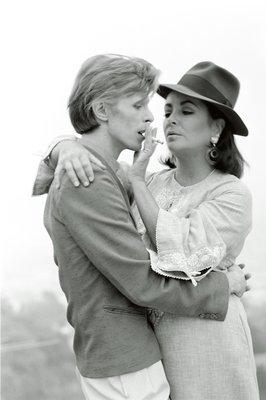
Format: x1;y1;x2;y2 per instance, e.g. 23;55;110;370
162;100;247;178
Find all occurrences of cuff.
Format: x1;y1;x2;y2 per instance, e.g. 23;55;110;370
43;135;77;162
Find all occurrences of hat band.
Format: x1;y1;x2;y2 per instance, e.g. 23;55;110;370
178;74;233;108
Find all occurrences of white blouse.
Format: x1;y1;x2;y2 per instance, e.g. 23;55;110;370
131;168;252;286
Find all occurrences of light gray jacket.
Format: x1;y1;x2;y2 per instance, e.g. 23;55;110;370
34;144;229;378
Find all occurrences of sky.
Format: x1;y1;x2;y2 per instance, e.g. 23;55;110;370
1;0;266;306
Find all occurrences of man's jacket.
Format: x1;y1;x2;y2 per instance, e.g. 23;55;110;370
36;144;229;378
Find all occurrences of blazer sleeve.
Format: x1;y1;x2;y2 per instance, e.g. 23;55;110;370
56;168;229;321
32;161;55;196
32;135;76;196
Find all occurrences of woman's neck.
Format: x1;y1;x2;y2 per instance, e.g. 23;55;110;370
174;152;214;187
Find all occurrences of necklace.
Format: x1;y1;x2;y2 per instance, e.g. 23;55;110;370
174;168;216;187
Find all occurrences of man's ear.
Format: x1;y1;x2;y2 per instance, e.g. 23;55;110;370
92;102;108;122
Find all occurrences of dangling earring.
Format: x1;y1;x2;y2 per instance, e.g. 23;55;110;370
207;136;220;165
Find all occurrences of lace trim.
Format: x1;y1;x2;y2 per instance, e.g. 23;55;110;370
133;185;182;237
155;187;182;211
151;245;225;286
150;260;197;283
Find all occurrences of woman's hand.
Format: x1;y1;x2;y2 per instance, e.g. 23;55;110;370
227;263;251;297
129;126;158;184
52;140;106;189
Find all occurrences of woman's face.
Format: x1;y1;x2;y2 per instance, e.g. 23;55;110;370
163;91;221;157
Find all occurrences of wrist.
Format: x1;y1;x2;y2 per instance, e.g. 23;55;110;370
225;273;233;294
130;177;146;186
51;138;75;162
226;267;244;296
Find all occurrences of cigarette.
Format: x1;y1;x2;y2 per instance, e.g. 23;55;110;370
152;138;164;145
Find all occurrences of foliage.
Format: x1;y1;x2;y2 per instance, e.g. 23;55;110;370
1;293;83;400
243;296;266;399
1;292;266;399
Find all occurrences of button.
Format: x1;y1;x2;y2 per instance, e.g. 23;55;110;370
199;313;206;318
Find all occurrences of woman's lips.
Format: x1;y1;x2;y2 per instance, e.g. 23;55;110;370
167;131;182;137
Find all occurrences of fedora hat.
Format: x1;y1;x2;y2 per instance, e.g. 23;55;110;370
158;61;248;136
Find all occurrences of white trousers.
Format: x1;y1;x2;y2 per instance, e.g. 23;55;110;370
76;361;170;400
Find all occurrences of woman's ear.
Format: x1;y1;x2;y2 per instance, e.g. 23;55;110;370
92;102;108;122
213;118;225;137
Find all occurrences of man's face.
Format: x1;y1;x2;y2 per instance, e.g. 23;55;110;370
106;93;154;152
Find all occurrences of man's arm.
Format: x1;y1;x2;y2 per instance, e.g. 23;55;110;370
56;168;230;321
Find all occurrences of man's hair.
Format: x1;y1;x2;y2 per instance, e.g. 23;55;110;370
68;54;160;134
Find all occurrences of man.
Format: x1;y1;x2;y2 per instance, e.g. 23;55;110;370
33;54;248;400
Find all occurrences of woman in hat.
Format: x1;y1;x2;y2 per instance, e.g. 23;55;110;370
38;62;259;399
126;62;260;399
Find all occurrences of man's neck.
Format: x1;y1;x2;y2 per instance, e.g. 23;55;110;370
78;127;123;160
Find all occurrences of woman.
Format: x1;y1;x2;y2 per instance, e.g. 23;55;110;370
127;62;259;400
42;62;259;399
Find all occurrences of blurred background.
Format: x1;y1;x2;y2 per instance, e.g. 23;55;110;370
1;0;266;398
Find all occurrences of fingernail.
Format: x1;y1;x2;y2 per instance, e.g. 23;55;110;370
89;177;94;182
74;181;79;187
84;181;89;186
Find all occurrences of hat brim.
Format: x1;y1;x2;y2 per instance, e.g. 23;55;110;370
158;83;248;136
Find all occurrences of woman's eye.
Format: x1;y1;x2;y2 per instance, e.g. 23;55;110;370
164;112;171;118
134;105;142;110
182;110;193;115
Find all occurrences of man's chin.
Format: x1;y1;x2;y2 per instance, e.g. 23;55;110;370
128;143;142;152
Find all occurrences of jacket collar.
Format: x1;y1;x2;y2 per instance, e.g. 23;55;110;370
81;142;120;173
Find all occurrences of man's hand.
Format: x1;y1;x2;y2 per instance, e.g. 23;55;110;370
51;140;105;189
226;263;251;297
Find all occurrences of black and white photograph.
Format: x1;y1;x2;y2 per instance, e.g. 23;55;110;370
2;0;266;399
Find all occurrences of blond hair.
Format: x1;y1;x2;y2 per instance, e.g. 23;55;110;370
68;54;160;134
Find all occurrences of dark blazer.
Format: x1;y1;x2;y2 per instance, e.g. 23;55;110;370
40;144;229;378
